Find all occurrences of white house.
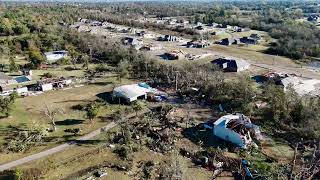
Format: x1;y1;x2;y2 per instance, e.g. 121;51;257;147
41;83;53;92
44;51;68;63
16;87;28;94
204;114;262;148
113;84;151;103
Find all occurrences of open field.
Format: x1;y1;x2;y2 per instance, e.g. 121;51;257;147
0;64;134;165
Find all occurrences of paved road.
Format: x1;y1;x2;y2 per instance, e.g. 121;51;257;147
0;109;150;172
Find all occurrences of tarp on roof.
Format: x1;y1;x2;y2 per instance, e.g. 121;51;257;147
15;76;31;83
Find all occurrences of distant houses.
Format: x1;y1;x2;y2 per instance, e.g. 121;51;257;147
307;15;319;22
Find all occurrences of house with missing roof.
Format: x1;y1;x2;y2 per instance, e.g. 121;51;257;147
204;114;262;149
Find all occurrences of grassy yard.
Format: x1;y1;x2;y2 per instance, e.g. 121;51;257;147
0;73;134;164
16;126;213;180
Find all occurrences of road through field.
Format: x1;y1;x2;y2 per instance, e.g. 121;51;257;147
0;109;150;172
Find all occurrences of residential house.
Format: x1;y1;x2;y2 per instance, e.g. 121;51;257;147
123;37;143;50
163;51;184;60
113;84;151;103
44;51;68;63
77;25;91;32
308;15;319;22
22;69;32;76
204;114;262;148
140;44;162;51
211;58;250;72
136;31;155;39
16;87;28;94
219;38;238;46
240;37;258;45
187;40;210;48
249;34;261;40
158;35;178;41
211;31;225;36
123;37;142;46
90;21;102;26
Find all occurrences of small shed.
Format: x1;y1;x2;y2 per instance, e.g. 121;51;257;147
41;83;53;92
16;87;28;94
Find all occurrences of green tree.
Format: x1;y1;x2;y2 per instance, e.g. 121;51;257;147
81;54;89;70
14;168;23;180
116;60;129;83
0;92;17;118
28;46;45;69
85;102;100;123
66;45;79;69
131;100;145;116
264;83;289;122
9;56;19;72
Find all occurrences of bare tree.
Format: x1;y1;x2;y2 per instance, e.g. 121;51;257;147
43;104;64;132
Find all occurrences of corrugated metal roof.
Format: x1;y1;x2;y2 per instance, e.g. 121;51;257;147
114;84;150;99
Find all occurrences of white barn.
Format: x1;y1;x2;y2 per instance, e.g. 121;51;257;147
113;84;151;103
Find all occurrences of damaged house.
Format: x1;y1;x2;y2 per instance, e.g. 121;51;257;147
122;37;143;50
158;35;178;41
204;114;262;148
187;40;210;48
219;38;238;46
211;58;250;72
163;51;185;60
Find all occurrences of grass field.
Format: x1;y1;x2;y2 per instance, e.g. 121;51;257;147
0;62;134;164
16;125;214;180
